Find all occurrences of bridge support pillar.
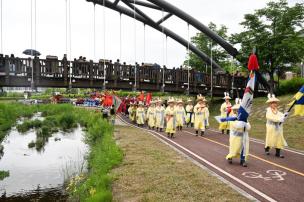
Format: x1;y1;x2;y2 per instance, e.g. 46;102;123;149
34;57;40;87
62;55;68;87
89;60;93;87
4;55;9;86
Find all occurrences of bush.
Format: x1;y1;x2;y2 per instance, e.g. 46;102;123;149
59;113;76;131
277;78;304;95
28;141;35;148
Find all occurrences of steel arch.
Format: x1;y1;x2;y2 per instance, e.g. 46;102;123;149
86;0;229;72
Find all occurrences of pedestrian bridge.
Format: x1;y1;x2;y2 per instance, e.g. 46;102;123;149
0;55;266;96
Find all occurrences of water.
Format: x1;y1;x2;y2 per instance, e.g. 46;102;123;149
0;114;88;201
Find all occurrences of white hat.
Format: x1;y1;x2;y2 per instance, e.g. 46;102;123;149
138;101;144;106
232;98;242;110
197;94;207;102
187;98;193;103
266;94;280;103
167;97;175;103
177;99;184;104
223;92;231;100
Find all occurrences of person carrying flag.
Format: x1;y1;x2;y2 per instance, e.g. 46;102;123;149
185;99;194;127
226;99;251;167
146;100;156;129
264;94;288;158
155;98;165;132
219;92;232;134
165;97;177;138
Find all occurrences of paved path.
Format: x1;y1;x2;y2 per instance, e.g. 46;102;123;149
117;114;304;202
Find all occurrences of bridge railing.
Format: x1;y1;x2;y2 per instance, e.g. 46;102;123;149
0;55;251;92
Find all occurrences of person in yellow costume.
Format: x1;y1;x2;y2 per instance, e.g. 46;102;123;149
155;98;165;132
194;95;208;136
185;99;194;127
226;99;250;167
165;97;177;138
128;102;136;122
146;100;156;129
136;102;146;127
265;94;288;158
219;92;232;134
203;99;210;129
175;99;186;131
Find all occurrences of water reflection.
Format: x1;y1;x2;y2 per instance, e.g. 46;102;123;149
0;125;88;199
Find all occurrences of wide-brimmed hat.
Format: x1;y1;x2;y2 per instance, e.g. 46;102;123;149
266;94;280;103
223;92;231;100
187;98;193;103
197;94;207;102
167;97;175;103
138;101;144;106
232;98;242;110
177;99;184;104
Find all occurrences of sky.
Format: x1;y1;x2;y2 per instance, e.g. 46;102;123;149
1;0;303;67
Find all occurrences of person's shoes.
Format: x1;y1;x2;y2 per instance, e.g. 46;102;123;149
265;147;270;155
242;161;247;167
159;128;162;132
275;148;284;158
221;130;224;134
170;133;174;138
227;130;230;135
227;158;232;164
195;131;198;136
156;127;159;131
201;131;204;136
167;133;170;138
180;127;182;131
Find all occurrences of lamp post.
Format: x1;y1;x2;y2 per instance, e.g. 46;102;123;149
210;41;213;100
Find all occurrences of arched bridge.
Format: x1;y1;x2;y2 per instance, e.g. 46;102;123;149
0;55;267;96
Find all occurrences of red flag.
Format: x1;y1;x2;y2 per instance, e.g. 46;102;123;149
137;91;145;102
247;53;259;71
146;93;152;105
103;94;113;107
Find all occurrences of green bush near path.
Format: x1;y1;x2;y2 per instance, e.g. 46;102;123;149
276;78;304;96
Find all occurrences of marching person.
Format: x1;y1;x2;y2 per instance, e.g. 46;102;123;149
185;99;194;127
155;98;165;132
203;99;210;129
219;92;232;135
128;102;136;123
265;94;288;158
165;97;177;138
226;99;251;167
194;95;207;136
175;99;186;131
136;101;146;127
146;100;156;129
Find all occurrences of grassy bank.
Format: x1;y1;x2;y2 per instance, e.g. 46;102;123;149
112;126;248;202
207;94;304;150
0;103;122;201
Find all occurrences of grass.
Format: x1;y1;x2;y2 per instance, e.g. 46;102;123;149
0;170;9;181
0;102;123;201
207;94;304;150
111;126;249;202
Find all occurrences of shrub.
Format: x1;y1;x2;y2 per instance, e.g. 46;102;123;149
28;141;35;148
276;78;304;95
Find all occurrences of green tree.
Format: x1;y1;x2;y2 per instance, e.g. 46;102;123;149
230;0;304;91
184;22;231;73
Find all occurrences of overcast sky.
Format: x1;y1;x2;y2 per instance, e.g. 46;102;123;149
1;0;303;67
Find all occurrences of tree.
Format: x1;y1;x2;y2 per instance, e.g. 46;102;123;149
184;22;231;73
230;0;304;92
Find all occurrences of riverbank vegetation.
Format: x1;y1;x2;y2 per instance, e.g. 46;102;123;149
0;103;122;201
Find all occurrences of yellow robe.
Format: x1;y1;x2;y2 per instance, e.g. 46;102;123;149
219;102;232;131
193;104;206;131
175;106;186;127
155;106;165;129
128;106;136;122
165;106;176;134
185;105;194;124
265;107;287;149
136;107;145;125
147;106;156;128
226;121;251;161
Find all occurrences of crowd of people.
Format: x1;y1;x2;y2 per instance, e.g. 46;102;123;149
121;92;288;168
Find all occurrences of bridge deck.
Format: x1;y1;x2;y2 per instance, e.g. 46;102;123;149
0;55;267;95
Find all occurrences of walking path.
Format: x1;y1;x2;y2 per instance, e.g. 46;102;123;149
117;115;304;202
